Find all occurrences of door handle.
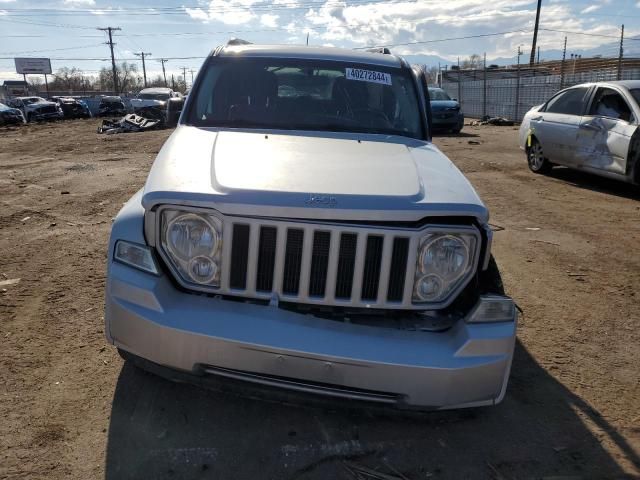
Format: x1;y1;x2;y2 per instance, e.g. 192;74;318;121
581;123;602;131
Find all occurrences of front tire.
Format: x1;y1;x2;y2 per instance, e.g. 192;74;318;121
527;139;552;174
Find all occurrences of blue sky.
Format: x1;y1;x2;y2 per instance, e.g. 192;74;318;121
1;0;639;82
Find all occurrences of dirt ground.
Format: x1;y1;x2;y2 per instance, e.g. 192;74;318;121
0;119;638;480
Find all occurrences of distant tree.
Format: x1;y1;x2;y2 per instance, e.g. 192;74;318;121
98;62;143;93
50;67;85;91
146;74;167;88
28;76;43;87
461;53;483;69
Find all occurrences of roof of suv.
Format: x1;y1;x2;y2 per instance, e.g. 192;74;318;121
213;44;404;68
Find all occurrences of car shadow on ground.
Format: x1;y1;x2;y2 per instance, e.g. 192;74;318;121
548;167;640;201
104;341;636;480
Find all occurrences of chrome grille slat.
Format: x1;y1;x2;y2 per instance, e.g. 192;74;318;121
243;224;261;296
376;236;394;303
297;227;315;302
401;236;420;305
271;227;288;295
349;233;368;303
323;231;340;303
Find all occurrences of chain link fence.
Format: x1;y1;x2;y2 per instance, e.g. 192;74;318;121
440;33;639;122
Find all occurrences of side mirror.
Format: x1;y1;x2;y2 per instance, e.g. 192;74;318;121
452;98;458;102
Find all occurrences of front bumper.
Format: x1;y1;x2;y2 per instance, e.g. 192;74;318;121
30;111;63;121
106;261;517;410
431;112;464;129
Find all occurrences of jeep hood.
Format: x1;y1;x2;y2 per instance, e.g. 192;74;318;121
142;126;487;222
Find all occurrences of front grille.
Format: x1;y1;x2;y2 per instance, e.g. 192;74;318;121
36;105;57;114
222;220;415;309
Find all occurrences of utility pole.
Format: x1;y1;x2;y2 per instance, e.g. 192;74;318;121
189;69;195;87
171;73;175;90
457;56;461;104
617;24;625;81
98;26;121;94
181;66;187;91
515;46;522;122
158;59;168;87
134;52;151;87
482;52;487;119
560;36;567;89
529;0;542;66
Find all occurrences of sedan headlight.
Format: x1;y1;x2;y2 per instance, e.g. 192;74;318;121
413;232;478;304
160;209;223;287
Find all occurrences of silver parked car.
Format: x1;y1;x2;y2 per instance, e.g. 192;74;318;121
6;96;64;122
519;80;640;185
105;41;517;411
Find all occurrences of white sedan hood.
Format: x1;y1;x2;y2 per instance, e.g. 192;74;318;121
142;126;488;222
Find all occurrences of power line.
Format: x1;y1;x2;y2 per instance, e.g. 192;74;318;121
0;1;379;15
353;29;532;49
0;43;104;55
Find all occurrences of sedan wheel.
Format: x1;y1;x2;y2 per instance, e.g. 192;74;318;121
527;139;552;174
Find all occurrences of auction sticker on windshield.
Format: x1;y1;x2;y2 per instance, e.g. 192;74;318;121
345;68;392;86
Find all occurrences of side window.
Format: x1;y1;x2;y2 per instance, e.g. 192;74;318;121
589;87;632;122
544;87;589;115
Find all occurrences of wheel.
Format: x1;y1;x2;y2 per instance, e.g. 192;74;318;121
452;126;462;134
26;113;32;123
527;138;552;174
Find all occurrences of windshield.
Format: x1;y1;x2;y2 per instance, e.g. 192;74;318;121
188;57;424;139
139;93;170;101
428;89;451;101
629;88;640;107
23;97;45;105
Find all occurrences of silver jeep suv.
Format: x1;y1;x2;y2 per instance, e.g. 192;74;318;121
105;41;517;410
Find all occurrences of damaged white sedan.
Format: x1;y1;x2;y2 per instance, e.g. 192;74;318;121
104;42;517;411
520;80;640;185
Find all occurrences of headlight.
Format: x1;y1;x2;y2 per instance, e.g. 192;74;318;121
160;209;223;287
413;232;478;304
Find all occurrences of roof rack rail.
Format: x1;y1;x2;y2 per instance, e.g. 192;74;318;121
227;38;252;46
366;47;391;55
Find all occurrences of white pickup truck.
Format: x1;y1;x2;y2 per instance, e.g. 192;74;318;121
129;87;181;111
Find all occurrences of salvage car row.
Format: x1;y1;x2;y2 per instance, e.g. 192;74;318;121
0;87;185;126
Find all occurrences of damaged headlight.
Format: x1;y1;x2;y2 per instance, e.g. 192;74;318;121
160;209;223;287
413;231;478;304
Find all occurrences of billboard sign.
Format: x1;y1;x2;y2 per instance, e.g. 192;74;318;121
14;57;52;75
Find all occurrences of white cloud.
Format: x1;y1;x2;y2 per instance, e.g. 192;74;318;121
185;0;259;25
581;5;601;13
260;13;279;28
0;0;17;3
64;0;96;5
